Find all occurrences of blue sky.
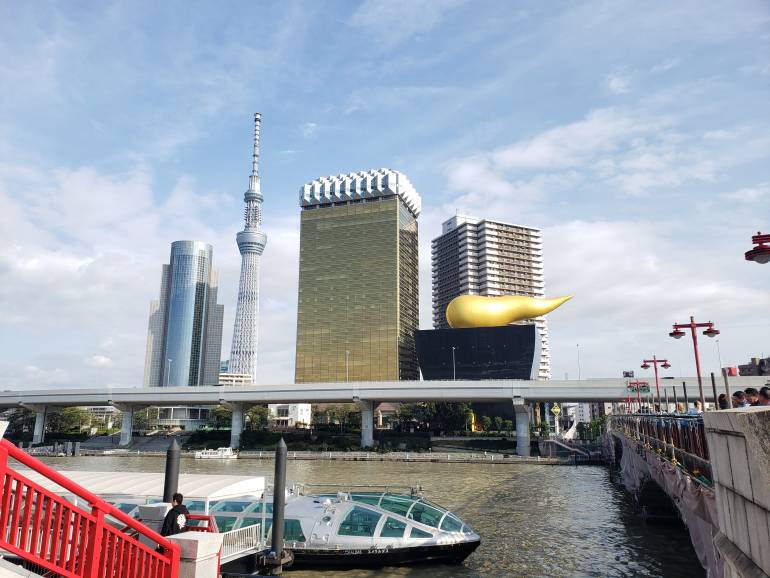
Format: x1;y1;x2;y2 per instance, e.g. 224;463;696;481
1;0;769;389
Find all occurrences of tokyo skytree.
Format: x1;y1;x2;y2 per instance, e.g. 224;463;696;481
229;113;267;381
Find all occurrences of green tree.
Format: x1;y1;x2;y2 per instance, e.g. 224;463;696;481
6;408;36;433
210;406;233;430
133;408;151;431
481;416;492;432
47;407;91;433
503;419;513;433
493;416;504;432
246;405;270;430
327;405;348;432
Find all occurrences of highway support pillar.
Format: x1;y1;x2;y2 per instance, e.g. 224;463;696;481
513;397;530;457
357;400;374;448
31;406;47;445
119;406;134;447
230;403;244;450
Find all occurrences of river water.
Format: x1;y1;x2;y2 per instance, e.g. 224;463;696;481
39;456;704;578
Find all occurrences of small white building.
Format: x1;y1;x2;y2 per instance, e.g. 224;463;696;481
218;373;253;386
576;403;592;423
268;404;311;429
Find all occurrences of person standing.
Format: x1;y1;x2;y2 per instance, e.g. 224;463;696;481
161;493;189;537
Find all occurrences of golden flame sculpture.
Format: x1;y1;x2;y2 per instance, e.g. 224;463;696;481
446;295;572;329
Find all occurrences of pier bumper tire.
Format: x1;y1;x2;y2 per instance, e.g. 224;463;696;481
261;548;294;571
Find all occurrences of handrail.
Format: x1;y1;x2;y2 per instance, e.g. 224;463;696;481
185;513;218;533
607;414;712;482
0;438;180;578
220;523;261;564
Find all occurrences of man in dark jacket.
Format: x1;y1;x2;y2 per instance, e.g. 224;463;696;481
161;493;190;537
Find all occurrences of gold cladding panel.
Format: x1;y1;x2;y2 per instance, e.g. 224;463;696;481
295;197;417;382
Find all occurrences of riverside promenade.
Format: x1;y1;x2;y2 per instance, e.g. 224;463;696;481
607;407;770;578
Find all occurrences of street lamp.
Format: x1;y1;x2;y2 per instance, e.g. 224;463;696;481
576;344;581;381
627;380;649;412
345;350;350;382
451;346;457;381
669;316;720;409
641;356;671;410
745;231;770;264
165;358;174;387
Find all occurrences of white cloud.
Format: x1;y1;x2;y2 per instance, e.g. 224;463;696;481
720;183;770;203
650;58;680;73
299;122;318;137
85;355;113;368
543;220;770;379
349;0;466;49
605;70;631;94
444;105;768;201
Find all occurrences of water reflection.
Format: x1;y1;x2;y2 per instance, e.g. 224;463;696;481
40;456;704;578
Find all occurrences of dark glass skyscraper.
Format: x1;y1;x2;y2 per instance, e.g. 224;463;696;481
294;169;420;383
143;240;224;387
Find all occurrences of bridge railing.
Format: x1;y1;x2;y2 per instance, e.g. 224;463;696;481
0;438;180;578
608;414;712;483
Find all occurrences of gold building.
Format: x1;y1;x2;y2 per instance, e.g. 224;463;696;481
295;169;421;382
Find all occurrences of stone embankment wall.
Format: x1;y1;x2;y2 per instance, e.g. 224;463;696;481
608;430;722;576
704;408;770;578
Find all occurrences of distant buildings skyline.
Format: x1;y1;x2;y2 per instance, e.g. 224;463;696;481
431;214;551;379
294;169;421;383
143;240;224;387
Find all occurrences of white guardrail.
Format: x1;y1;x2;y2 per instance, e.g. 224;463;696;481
220;523;262;564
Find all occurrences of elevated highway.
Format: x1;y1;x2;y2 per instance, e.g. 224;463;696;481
2;376;765;452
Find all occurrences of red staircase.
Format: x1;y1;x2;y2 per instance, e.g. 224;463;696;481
0;438;180;578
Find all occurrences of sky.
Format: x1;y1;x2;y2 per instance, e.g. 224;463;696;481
1;0;769;390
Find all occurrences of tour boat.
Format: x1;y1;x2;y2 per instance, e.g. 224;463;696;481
194;446;238;459
18;471;480;570
276;485;481;568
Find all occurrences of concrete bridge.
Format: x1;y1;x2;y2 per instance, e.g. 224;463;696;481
1;376;766;451
607;408;770;578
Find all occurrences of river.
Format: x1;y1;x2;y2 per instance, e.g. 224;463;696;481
39;456;704;578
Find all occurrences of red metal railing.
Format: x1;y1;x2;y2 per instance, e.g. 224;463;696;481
0;438;180;578
185;514;218;533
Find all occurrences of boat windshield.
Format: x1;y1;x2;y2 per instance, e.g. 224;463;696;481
322;492;456;530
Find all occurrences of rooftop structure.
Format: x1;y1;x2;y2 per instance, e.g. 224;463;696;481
299;168;421;217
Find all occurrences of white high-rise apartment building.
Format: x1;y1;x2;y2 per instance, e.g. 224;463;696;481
432;214;550;379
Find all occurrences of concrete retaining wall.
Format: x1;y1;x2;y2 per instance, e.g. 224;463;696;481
704;408;770;578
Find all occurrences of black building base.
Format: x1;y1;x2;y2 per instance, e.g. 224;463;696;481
415;325;537;381
415;325;538;421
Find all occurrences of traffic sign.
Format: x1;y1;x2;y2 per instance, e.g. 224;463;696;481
551;403;561;416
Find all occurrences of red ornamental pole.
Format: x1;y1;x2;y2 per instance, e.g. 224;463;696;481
652;356;661;409
688;316;706;409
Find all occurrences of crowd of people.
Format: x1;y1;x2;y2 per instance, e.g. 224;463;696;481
717;386;770;409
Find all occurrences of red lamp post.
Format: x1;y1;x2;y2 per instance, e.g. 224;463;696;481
641;356;671;410
669;316;720;409
745;232;770;264
627;380;650;412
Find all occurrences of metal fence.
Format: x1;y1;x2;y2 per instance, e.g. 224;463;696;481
239;450;538;462
608;414;712;482
220;523;261;564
